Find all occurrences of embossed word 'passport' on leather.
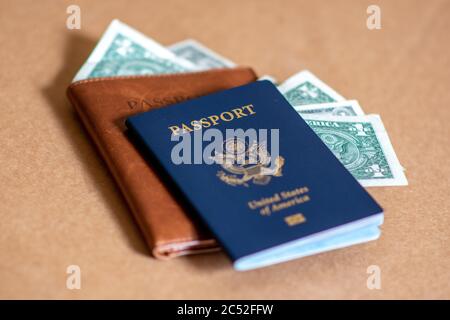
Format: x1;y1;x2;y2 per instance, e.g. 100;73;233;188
66;67;257;259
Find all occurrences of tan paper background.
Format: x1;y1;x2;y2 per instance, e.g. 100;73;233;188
0;0;449;299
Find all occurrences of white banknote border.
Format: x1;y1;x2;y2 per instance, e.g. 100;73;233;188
278;70;345;102
168;39;236;68
73;20;198;82
294;100;365;116
257;75;278;84
301;114;408;187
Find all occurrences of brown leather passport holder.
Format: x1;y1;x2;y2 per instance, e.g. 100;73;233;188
67;67;257;259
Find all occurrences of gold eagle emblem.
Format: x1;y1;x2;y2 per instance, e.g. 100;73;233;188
210;138;285;187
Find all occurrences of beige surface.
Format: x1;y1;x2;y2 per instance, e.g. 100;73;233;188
0;0;449;299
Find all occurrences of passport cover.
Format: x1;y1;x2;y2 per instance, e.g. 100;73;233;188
66;67;257;259
126;81;384;270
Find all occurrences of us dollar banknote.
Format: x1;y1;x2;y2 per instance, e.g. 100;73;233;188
301;114;407;187
279;70;345;105
168;39;236;69
74;20;280;83
73;20;198;82
294;100;364;116
169;40;278;83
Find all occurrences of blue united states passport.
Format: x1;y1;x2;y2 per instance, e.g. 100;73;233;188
126;81;383;271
